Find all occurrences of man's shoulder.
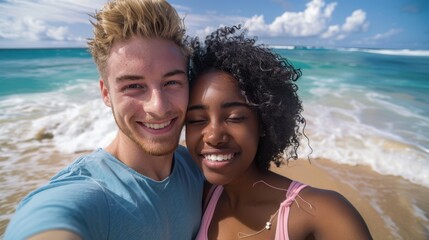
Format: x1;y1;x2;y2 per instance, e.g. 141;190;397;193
5;177;109;240
173;145;204;181
173;145;197;169
52;148;115;179
22;174;107;206
174;145;191;159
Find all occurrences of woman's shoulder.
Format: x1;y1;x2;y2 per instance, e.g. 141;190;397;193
300;186;347;203
292;186;372;239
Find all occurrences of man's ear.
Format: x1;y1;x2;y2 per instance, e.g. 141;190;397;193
100;79;112;107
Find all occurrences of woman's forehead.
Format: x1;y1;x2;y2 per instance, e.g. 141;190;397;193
191;71;245;101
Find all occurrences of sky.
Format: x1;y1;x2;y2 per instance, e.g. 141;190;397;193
0;0;428;49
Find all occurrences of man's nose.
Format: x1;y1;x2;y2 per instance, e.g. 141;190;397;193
144;89;172;117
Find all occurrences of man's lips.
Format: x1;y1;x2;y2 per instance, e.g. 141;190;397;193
136;118;178;133
142;120;172;130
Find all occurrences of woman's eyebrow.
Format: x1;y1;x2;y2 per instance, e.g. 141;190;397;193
187;104;206;112
221;102;249;109
187;101;248;112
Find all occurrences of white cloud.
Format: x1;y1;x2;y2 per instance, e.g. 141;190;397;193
321;25;340;39
177;0;370;45
0;17;45;41
240;0;369;42
342;9;367;32
0;17;71;42
171;4;192;13
320;9;369;41
244;0;338;37
371;28;402;40
0;0;104;24
180;12;246;39
245;15;266;34
47;26;69;41
0;0;374;48
195;26;217;39
0;0;105;44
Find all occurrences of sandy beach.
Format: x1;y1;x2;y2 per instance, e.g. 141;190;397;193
272;158;429;240
0;150;82;238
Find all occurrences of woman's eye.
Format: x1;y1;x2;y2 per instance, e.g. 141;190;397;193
227;116;246;123
186;118;206;125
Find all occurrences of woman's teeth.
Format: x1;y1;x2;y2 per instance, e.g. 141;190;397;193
204;153;234;162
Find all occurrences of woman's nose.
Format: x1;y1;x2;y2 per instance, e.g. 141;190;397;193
202;122;229;146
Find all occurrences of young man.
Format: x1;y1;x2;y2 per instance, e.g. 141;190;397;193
4;0;204;239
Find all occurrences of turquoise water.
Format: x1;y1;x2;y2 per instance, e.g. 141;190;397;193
0;47;428;188
0;48;98;96
275;47;429;187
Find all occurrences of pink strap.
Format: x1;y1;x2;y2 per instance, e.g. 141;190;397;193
196;181;307;240
275;181;307;240
203;184;217;211
195;185;224;240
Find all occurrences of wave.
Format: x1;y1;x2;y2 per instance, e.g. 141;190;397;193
360;49;429;57
300;101;429;188
268;45;429;57
269;45;296;50
334;47;429;57
1;62;428;189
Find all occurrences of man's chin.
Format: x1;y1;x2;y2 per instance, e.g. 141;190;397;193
145;145;177;156
138;139;179;156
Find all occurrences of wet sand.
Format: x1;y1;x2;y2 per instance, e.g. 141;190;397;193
0;150;82;238
271;158;429;240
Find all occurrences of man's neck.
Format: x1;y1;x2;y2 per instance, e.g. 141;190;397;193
105;132;174;181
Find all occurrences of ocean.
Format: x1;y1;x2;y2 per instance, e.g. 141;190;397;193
275;47;429;187
0;47;428;238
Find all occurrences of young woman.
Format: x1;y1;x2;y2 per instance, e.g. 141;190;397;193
186;26;372;240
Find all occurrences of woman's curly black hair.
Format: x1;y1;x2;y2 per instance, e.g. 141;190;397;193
189;25;306;171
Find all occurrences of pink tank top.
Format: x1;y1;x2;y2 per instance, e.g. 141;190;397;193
195;181;307;240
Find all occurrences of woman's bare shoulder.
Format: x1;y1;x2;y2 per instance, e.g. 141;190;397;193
294;186;373;240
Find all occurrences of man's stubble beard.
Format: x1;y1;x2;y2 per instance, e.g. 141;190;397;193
111;107;182;156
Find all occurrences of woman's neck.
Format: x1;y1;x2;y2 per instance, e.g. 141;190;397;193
221;167;288;208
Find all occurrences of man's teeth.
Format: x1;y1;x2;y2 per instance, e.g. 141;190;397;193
144;120;171;129
205;153;234;162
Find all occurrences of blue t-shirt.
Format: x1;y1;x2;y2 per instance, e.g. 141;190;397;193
5;146;204;240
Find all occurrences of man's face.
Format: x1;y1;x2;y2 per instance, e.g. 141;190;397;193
100;37;188;156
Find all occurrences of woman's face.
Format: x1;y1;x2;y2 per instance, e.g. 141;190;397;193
186;71;260;185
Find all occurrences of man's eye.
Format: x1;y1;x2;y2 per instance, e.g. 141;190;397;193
165;80;180;86
127;84;144;89
123;84;146;92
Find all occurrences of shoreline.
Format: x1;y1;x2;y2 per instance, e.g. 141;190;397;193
271;158;429;240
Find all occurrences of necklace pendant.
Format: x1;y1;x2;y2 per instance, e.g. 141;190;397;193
265;221;272;230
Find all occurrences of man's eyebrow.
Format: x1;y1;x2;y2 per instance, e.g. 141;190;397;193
116;75;143;82
187;101;249;112
116;69;186;82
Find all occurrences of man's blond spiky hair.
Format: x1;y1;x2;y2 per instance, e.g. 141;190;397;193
87;0;188;77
